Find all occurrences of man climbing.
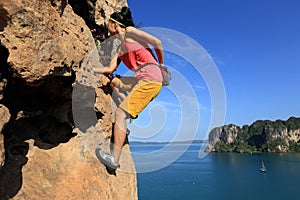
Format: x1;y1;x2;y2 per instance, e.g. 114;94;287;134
93;6;164;172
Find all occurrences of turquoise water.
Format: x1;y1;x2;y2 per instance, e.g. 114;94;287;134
130;143;300;200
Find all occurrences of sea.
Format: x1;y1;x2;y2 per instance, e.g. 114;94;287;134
130;143;300;200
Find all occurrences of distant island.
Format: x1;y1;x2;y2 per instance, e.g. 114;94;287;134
206;116;300;153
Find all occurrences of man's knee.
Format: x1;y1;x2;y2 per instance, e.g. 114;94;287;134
115;107;127;120
110;77;120;89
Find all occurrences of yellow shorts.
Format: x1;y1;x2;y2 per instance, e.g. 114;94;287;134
118;77;162;119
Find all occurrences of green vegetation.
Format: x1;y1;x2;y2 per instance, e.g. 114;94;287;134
234;141;257;153
210;117;300;153
289;141;300;152
286;117;300;131
214;141;256;153
214;142;234;152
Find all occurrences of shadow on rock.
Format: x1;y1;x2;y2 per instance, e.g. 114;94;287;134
0;112;76;198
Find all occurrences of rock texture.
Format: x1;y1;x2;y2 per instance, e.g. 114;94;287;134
0;0;137;199
207;117;300;153
0;105;10;167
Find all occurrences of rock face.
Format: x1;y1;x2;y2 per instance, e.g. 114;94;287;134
0;0;137;199
207;117;300;153
0;105;10;167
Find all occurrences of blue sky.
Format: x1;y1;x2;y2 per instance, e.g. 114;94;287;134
121;0;300;142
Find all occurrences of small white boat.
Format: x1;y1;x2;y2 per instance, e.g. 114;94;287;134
260;161;267;173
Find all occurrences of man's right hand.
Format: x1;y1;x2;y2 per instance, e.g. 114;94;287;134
93;66;106;74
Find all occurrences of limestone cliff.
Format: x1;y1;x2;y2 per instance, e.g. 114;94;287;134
207;117;300;153
0;0;137;199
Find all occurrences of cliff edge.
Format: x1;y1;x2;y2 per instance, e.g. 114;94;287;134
0;0;137;199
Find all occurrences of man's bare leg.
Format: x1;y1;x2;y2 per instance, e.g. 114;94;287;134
110;78;127;100
112;107;127;165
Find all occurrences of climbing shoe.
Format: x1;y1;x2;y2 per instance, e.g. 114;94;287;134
95;148;120;171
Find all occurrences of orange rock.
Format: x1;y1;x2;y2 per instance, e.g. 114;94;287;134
0;0;137;199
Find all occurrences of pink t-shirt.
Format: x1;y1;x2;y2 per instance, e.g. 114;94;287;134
118;38;163;82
